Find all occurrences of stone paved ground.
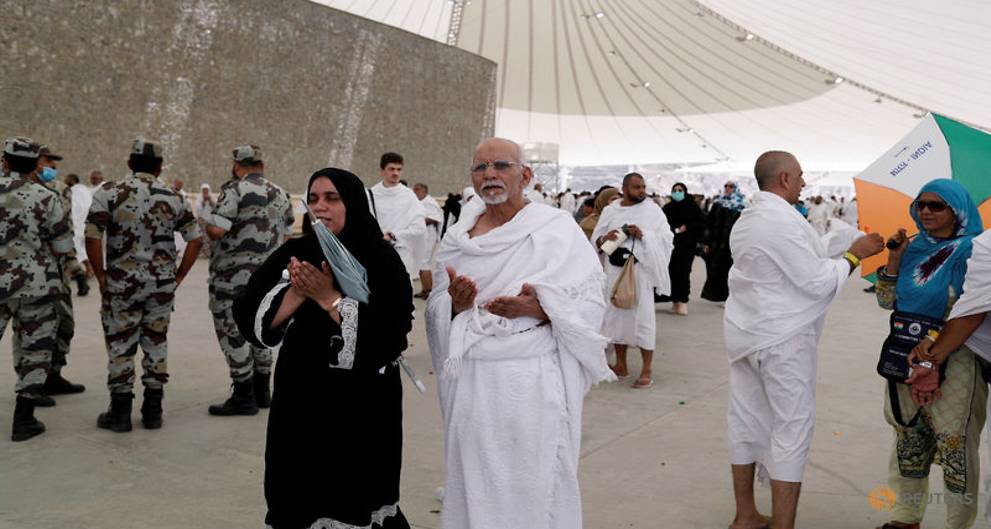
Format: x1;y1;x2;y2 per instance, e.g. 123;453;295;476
2;260;988;529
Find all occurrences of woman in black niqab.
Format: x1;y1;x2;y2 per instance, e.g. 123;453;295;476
233;168;414;529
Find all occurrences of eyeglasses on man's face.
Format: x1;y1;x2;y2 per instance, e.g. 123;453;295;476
470;160;520;174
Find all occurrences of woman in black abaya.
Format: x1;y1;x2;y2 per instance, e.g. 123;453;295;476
701;181;746;302
233;168;414;529
660;182;704;315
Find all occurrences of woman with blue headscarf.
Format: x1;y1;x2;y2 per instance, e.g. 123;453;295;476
874;179;987;529
702;181;747;302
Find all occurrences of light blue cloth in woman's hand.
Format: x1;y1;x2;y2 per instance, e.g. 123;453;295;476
306;206;370;304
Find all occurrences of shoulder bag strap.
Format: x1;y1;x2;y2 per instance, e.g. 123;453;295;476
888;379;921;428
367;188;378;219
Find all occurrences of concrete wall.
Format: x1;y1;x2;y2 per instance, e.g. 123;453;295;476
0;0;497;194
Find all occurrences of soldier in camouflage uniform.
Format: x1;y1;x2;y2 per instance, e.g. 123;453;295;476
0;137;73;441
85;139;203;432
20;146;87;405
204;145;293;416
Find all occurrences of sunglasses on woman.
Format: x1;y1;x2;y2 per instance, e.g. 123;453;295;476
913;200;948;213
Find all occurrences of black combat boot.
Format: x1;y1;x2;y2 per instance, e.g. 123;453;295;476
45;370;86;395
75;273;89;296
97;393;133;433
208;380;259;416
253;372;271;409
11;395;46;442
141;388;164;429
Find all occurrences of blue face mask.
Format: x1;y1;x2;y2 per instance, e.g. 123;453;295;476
671;190;685;202
40;167;58;183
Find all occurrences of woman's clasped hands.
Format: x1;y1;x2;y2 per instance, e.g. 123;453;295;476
289;257;342;315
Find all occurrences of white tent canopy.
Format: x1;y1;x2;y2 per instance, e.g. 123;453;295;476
314;0;990;172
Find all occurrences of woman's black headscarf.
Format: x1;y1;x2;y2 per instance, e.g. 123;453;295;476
301;167;386;267
664;182;701;216
663;181;703;246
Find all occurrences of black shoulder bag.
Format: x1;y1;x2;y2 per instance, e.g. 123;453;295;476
608;239;636;267
877;309;946;426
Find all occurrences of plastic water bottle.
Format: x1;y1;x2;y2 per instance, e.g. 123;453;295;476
600;228;628;255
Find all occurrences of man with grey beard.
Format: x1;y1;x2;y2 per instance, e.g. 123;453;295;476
425;137;615;528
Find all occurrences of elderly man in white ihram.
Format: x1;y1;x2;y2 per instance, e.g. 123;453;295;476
425;137;615;529
725;151;883;529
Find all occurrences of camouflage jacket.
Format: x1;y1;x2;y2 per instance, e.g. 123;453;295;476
85;172;201;293
0;173;73;300
208;173;293;291
41;180;76;285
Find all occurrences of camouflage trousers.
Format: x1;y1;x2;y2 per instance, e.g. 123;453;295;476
52;290;73;369
15;257;80;369
0;295;57;398
54;256;78;368
12;291;72;371
101;282;174;394
209;286;271;383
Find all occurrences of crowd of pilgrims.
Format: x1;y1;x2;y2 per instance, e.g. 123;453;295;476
9;138;991;529
56;168;863;320
439;179;864;310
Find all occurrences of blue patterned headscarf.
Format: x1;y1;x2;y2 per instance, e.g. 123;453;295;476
895;178;983;318
714;181;747;212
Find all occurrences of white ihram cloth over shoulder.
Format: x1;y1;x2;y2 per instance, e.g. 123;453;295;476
560;193;576;214
949;229;991;362
724;191;850;363
425;199;616;529
368;182;426;277
807;202;831;235
416;195;444;270
69;184;93;259
590;199;674;350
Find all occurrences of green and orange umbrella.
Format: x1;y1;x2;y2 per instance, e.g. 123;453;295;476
854;113;991;279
